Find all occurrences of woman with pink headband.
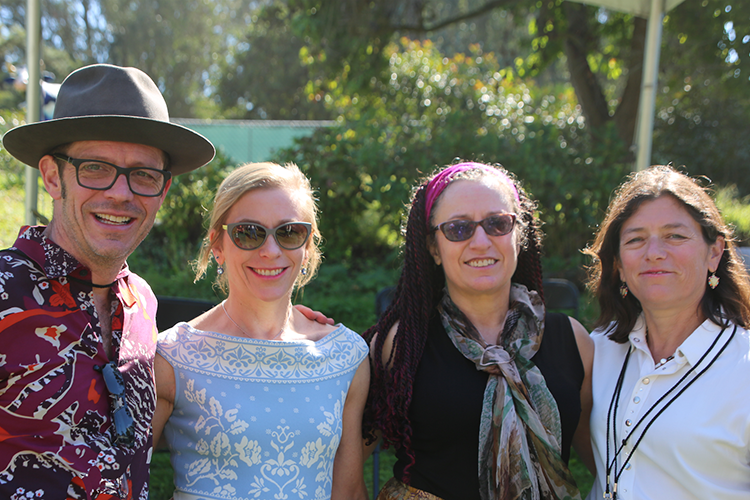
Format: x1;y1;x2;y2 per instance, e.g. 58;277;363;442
364;161;594;500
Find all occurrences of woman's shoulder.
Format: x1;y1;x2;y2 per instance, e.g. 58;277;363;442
157;321;209;349
158;321;191;342
324;324;369;353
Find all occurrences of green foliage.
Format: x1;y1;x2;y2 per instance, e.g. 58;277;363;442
0;109;54;247
0;109;26;188
289;0;393;93
663;0;750;96
215;2;333;120
98;0;250;118
651;0;750;194
275;39;630;275
148;452;175;500
714;185;750;245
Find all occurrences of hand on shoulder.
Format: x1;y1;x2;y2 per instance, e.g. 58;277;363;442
294;304;335;325
291;307;339;342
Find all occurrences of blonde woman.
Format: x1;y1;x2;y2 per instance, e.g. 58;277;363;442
152;162;369;500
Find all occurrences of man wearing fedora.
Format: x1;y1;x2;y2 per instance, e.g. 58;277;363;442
0;64;214;499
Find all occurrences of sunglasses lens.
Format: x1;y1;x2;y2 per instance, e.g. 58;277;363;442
439;215;515;241
112;405;136;446
275;223;311;250
232;224;267;250
441;220;476;242
483;215;515;236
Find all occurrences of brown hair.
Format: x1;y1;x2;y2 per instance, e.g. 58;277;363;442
363;162;545;476
584;165;750;342
194;162;322;293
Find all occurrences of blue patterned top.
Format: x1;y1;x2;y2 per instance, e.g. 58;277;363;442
157;322;368;500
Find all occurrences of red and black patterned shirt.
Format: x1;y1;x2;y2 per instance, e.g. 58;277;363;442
0;226;158;500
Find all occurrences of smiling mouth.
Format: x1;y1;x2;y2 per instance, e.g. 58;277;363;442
253;268;284;277
95;213;133;225
467;259;497;268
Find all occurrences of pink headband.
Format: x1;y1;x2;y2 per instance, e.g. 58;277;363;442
424;162;520;223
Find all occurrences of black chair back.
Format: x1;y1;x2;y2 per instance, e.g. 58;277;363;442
542;278;580;318
156;296;216;332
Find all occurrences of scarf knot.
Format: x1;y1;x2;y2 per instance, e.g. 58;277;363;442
437;284;581;500
479;345;514;376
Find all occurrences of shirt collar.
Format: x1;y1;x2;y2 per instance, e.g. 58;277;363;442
12;225;131;283
676;318;729;367
628;312;729;368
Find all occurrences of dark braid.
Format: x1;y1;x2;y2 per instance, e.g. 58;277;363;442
363;184;439;475
363;164;545;480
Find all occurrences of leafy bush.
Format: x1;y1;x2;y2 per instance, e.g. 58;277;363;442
0;109;26;189
714;185;750;245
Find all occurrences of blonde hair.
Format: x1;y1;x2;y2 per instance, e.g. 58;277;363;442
194;162;322;293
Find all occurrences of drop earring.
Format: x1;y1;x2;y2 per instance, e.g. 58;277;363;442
214;252;224;275
708;272;719;289
620;282;629;298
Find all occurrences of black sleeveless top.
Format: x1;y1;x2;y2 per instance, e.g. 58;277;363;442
393;312;584;500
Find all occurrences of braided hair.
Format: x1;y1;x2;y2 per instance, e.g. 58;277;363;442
363;163;545;477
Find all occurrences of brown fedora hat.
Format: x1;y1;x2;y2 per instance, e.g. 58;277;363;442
2;64;215;175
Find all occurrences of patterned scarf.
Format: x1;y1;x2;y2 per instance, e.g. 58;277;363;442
437;284;581;500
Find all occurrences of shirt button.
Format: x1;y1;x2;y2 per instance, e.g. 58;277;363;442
643;378;650;385
633;396;641;403
625;419;633;426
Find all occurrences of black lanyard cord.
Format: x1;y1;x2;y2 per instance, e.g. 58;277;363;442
604;344;632;498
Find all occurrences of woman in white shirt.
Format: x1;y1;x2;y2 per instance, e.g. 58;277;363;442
584;165;750;500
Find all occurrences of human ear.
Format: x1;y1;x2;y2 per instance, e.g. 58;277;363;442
209;229;223;265
615;257;625;282
428;238;442;266
708;236;725;273
39;155;63;200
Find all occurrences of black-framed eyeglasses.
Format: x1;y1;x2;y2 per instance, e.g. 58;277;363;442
433;214;517;242
94;361;135;447
52;154;171;197
222;222;312;250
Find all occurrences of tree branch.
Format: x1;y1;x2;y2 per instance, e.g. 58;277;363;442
391;0;522;32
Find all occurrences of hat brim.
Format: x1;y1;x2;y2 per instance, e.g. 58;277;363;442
2;115;215;176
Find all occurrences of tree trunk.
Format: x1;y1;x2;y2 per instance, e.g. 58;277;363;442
563;3;610;133
613;17;647;152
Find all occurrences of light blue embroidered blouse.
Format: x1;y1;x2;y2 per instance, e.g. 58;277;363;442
157;322;368;500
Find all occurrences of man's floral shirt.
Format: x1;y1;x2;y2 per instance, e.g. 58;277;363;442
0;226;158;500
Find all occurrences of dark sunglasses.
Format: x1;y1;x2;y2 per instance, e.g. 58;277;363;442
222;222;312;250
94;361;135;447
433;214;517;242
